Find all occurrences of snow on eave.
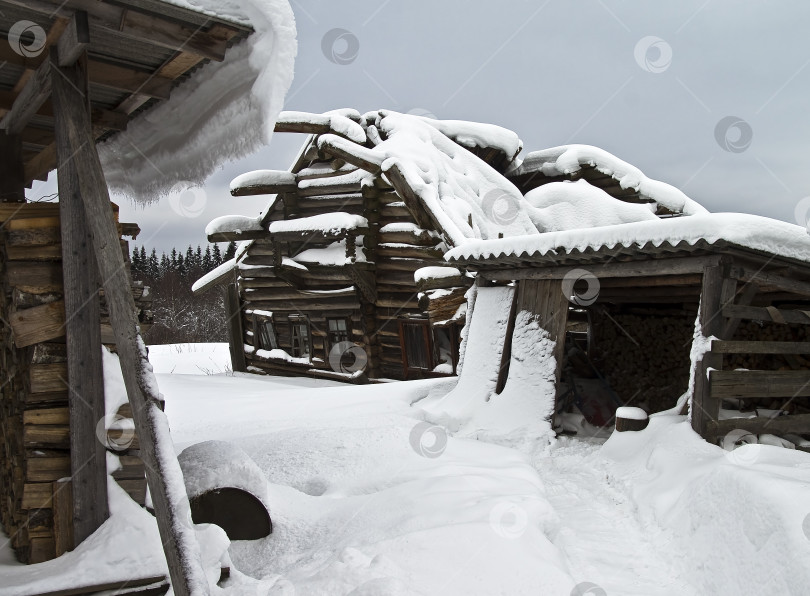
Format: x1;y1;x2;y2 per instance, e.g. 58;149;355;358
445;213;810;265
99;0;297;203
508;144;707;216
191;257;237;294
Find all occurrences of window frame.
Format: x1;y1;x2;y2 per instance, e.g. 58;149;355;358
253;314;279;351
326;317;352;354
288;315;312;360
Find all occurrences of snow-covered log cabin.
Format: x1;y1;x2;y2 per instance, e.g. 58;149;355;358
197;109;810;449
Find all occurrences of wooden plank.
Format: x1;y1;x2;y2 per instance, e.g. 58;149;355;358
0;56;52;135
723;304;810;325
52;50;109;547
6;261;63;293
711;340;810;354
710;370;810;399
53;478;74;556
87;61;174;99
18;574;169;596
0;132;26;202
731;266;810;298
27;455;71;482
24;425;70;448
22;483;54;510
30;363;69;394
24;407;69;425
516;278;569;384
691;264;727;437
480;255;722;281
57;11;90;67
50;49;208;594
9;300;66;348
708;413;810;437
226;284;247;373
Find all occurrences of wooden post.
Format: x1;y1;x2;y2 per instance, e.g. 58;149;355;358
690;263;727;438
52;52;109;547
516;278;570;384
50;48;208;594
53;478;74;557
225;283;247;373
0;132;25;202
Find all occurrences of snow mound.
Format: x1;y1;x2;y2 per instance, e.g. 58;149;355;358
269;212;368;234
178;439;270;507
99;0;297;202
205;214;263;236
524;179;658;232
510;144;707;216
230;169;296;193
278;110;366;143
419;118;523;161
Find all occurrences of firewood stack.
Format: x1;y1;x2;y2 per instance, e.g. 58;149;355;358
590;307;694;413
0;203;151;563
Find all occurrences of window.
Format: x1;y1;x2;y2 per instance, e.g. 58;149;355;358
289;317;311;359
326;317;351;349
399;320;432;372
255;317;278;351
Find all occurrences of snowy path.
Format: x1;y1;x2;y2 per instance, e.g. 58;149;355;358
534;437;697;596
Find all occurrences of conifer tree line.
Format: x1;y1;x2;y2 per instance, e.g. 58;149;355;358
130;241;237;344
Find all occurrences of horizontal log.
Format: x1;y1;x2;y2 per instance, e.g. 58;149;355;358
24;425;70;449
26;456;71;483
30;363;69;395
711;340;810;355
707;413;810;437
7;244;63;261
207;230;269;243
376;245;444;259
23;407;69;425
710;370;810;399
9;300;66;348
7;262;63;293
22;483;53;510
731;266;810;298
723;304;810;325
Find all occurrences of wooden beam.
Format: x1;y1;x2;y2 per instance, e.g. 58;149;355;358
225;283;247;372
49;46;208;594
710;370;810;399
731;266;810;298
707;413;810;437
723;304;810;325
0;58;52;135
50;49;109;549
690;263;727;438
711;340;810;354
56;11;90;67
0;133;26;202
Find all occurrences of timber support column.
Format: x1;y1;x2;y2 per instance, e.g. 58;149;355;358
51;49;109;547
0;133;25;203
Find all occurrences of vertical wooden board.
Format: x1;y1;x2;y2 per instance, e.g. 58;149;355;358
226;284;247;373
516;279;570;384
52;50;109;548
0;132;25;203
53;478;74;556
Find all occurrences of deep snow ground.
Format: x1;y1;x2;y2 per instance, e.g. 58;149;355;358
3;343;810;595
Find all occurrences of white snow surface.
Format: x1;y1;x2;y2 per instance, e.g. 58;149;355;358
524;179;658;232
446;212;810;263
178;440;269;506
230;169;296;193
510;144;708;216
419;117;523;161
205;215;263;236
191;257;237;293
99;0;296;202
269;212;368;234
414;266;462;283
5;345;810;595
277;111;366;143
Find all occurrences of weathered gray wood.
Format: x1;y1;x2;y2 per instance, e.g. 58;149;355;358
723;304;810;325
731;266;810;298
707;413;810;437
226;284;247;373
52;51;108;548
721;281;758;339
479;255;722;282
710;370;810;399
0;59;51;135
516;278;569;384
57;11;90;67
711;340;810;354
0;132;25;202
49;48;208;595
691;264;726;438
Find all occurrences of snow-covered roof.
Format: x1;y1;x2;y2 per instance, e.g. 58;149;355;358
99;0;297;202
445;213;810;265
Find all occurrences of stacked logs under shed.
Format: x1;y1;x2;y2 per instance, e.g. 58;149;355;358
588;306;696;413
0;203;152;563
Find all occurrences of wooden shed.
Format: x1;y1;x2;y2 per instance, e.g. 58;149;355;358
0;0;258;585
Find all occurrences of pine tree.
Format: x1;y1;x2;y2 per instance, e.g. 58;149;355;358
177;253;186;276
212;243;222;266
195;245;203;269
185;245;194;267
131;245;142;273
224;241;237;261
160;253;170;276
202;246;213;271
139;246;147;266
170;248;178;270
149;249;160;279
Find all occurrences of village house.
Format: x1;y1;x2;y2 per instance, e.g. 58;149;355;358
198;109;810;450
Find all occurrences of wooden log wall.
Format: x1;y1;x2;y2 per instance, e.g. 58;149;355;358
238;149;469;380
0;203;150;563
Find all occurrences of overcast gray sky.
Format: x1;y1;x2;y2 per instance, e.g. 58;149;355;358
30;0;810;255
